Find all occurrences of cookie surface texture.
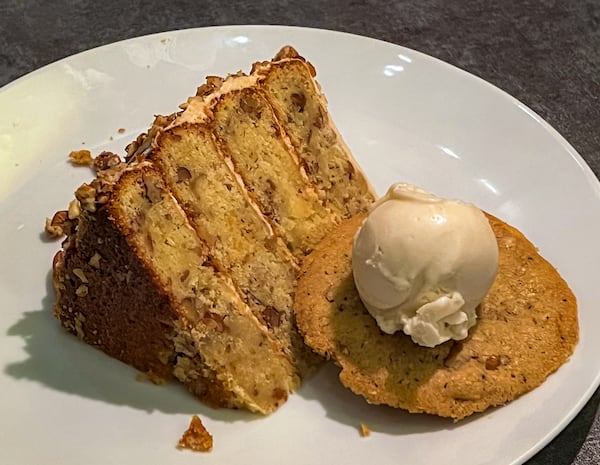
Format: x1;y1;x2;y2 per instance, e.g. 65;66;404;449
294;214;579;420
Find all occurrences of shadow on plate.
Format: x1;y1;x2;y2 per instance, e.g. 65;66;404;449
297;360;600;465
3;270;257;424
296;362;483;436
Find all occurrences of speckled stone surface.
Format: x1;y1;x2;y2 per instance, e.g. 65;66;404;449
1;1;598;463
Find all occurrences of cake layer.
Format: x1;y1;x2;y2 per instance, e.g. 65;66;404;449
213;86;339;255
116;166;299;413
171;46;375;220
152;123;319;377
258;52;375;217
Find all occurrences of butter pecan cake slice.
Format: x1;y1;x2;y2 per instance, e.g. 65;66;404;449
49;46;375;414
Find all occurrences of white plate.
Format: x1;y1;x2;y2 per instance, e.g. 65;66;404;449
1;25;598;465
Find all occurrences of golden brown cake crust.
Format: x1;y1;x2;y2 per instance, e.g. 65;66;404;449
294;214;579;420
52;196;178;380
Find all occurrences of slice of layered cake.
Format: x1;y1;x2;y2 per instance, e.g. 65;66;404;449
50;46;375;414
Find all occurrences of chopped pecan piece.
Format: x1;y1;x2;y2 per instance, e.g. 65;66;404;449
44;210;69;238
176;167;192;183
73;268;89;283
67;199;81;220
93;151;121;172
240;93;262;119
291;92;306;113
142;175;163;203
177;415;213;452
88;252;102;269
261;306;282;328
485;355;509;370
69;149;93;166
75;285;89;297
202;311;227;333
75;183;97;212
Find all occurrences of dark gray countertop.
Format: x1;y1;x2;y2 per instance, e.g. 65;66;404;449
1;1;598;463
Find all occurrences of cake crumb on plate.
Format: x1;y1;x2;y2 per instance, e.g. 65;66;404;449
360;423;371;437
69;150;93;166
177;415;213;452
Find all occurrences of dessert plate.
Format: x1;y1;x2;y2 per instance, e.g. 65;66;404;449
1;25;598;465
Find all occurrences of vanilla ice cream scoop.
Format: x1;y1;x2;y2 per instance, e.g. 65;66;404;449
352;183;499;347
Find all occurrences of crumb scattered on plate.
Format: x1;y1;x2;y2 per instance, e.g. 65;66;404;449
177;415;213;452
69;149;93;166
118;128;125;134
360;423;371;437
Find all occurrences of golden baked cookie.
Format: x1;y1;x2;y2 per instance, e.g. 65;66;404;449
294;213;579;420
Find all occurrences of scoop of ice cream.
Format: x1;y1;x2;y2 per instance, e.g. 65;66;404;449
352;183;498;347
